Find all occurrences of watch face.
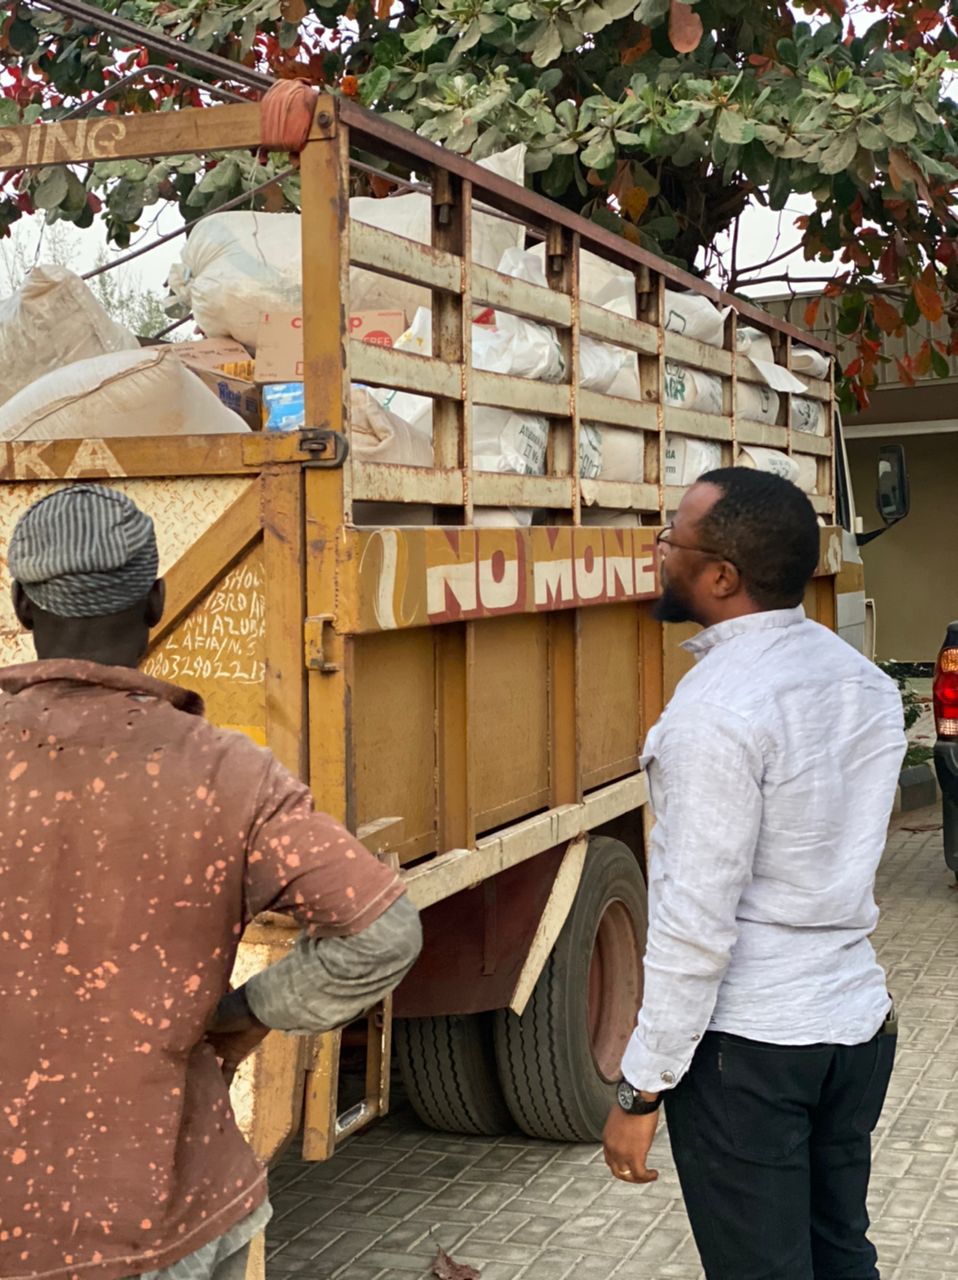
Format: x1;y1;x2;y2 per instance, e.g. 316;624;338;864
616;1080;635;1111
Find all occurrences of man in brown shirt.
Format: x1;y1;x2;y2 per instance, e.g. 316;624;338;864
0;485;422;1280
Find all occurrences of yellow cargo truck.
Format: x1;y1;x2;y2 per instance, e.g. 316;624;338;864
0;94;885;1211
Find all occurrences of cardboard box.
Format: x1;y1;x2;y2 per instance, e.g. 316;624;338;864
349;309;407;348
173;337;262;431
254;309;407;383
191;366;263;432
175;337;253;373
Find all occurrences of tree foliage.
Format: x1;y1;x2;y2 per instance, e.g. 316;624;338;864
1;0;957;406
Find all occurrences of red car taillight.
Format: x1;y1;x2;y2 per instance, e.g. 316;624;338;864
934;646;958;738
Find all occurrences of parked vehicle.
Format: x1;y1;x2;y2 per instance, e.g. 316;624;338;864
0;91;910;1273
934;624;958;878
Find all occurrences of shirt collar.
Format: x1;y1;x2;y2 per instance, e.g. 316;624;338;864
681;605;806;660
0;658;206;715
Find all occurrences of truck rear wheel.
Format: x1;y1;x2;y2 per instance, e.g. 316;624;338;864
494;837;647;1142
394;1012;514;1136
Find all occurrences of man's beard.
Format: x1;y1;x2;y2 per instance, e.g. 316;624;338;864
653;582;699;625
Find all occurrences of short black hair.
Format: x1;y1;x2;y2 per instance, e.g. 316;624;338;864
695;468;820;610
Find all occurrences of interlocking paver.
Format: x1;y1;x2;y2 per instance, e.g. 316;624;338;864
266;808;956;1278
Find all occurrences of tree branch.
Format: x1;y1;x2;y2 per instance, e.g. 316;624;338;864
733;242;805;280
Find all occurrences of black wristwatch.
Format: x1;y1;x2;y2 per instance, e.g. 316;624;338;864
616;1079;662;1115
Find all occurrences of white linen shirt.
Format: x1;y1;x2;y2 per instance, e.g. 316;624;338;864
621;606;906;1094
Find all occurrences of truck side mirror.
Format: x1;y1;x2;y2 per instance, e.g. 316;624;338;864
877;444;909;525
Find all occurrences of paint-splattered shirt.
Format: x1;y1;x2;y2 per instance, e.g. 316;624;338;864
0;660;406;1280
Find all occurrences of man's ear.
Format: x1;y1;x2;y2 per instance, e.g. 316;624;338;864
711;560;741;601
146;579;166;629
12;582;34;632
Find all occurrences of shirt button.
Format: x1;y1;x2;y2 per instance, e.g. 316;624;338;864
661;1071;675;1085
691;1034;700;1042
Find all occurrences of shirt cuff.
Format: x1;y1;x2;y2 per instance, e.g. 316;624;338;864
620;1027;700;1094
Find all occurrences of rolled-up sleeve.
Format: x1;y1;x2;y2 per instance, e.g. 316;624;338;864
621;703;763;1093
245;895;422;1033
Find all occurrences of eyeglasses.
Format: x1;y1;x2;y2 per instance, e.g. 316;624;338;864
655;524;737;569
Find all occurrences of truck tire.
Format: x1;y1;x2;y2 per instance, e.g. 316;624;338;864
494;837;647;1142
395;1013;514;1136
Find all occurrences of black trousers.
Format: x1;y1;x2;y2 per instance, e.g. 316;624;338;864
664;1028;896;1280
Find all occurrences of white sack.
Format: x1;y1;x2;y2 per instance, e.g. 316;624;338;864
665;434;722;486
664;290;730;348
737;381;780;425
528;244;642;399
474;410;549;477
791;346;831;380
0;265;138;408
0;347;245;440
351;386;434;467
736;445;816;494
736;325;808;394
591;426;645;484
372;307;552;477
168;148;528;348
664;361;724;415
791;397;828;435
350;145;527;317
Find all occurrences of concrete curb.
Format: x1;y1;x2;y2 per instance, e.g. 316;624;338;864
894;762;940;814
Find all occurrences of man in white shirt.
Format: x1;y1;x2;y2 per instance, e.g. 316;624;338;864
603;469;905;1280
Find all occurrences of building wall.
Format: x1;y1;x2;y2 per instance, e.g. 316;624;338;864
848;432;958;662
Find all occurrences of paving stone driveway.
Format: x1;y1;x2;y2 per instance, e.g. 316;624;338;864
265;808;957;1279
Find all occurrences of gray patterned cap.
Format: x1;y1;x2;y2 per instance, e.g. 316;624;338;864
8;484;159;618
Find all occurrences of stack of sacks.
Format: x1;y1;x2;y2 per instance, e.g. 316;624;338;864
166;147;528;349
0;265;258;440
0;347;244;440
369;305;553;525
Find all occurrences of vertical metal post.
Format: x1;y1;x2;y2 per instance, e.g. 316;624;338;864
300;102;354;825
545;223;580;523
431;168;473;520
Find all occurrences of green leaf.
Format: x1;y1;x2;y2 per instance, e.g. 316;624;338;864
580;133;615;169
914;99;942;125
0;100;19;126
931;345;950;378
540;153;573;197
531;21;563;67
819;130;857;175
108;178;145;224
33;168;69;211
538;68;563;94
716;109;753;145
8;18;39;55
776;37;798;68
882;97;918;145
660;103;700;136
360;65;391;106
857;120;887;151
902;293;920;327
403;25;439;53
808;65;832;91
